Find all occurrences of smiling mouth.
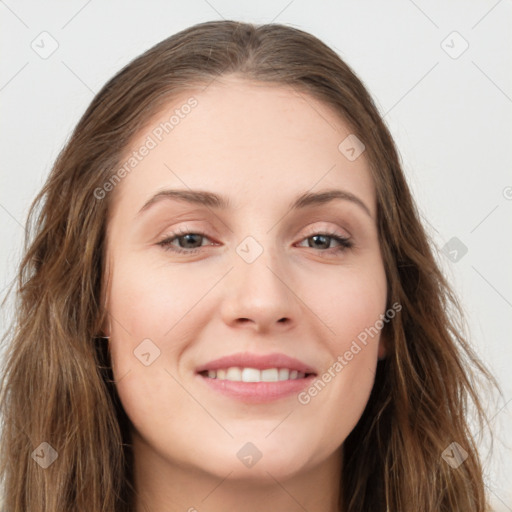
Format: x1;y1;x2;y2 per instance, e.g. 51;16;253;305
199;367;315;382
195;352;318;402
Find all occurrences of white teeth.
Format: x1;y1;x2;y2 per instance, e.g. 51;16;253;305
261;368;278;382
278;368;290;381
204;367;308;382
241;368;260;382
225;367;242;381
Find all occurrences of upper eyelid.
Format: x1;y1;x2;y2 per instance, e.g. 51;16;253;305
162;223;349;235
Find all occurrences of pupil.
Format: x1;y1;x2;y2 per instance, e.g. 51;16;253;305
181;234;201;248
311;235;329;249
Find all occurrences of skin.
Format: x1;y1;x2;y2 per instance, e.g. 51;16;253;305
103;75;387;512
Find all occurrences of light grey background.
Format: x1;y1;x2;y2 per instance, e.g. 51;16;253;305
1;0;511;509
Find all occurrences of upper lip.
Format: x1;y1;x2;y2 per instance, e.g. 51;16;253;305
196;352;317;375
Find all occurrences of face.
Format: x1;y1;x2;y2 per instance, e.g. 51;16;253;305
104;76;387;483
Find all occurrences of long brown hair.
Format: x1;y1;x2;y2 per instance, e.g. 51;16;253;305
0;20;497;511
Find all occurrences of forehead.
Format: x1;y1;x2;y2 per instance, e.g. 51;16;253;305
110;76;375;217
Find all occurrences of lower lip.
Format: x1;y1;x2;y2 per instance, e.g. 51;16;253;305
197;373;316;403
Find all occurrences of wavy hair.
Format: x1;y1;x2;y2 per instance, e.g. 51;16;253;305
0;20;496;511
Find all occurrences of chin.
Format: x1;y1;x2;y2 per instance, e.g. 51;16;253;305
186;432;327;482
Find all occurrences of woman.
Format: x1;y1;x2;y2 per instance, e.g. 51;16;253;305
0;20;496;511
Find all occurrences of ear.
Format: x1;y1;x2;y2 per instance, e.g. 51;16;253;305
103;315;112;338
96;312;111;339
98;252;113;338
377;334;387;360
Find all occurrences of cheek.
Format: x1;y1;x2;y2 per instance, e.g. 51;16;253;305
107;253;209;340
105;253;193;391
295;263;386;438
105;254;203;446
308;261;387;348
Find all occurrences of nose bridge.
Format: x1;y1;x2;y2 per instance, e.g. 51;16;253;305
235;233;290;300
220;233;298;330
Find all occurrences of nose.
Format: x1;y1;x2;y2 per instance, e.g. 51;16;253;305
220;246;300;334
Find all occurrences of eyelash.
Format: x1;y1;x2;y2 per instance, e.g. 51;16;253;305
156;227;353;256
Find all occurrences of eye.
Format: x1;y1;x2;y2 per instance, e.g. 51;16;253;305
157;228;214;255
157;227;353;256
296;230;353;254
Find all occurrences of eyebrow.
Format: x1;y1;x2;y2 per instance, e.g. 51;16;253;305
137;188;372;218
